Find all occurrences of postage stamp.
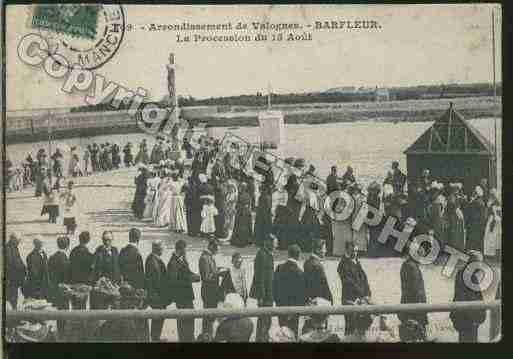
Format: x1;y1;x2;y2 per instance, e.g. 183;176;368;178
31;4;101;40
28;4;125;70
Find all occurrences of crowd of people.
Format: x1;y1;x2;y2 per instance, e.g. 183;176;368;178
131;135;502;261
5;132;501;343
5;227;496;343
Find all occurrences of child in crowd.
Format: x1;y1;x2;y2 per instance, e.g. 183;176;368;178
60;181;78;236
200;196;218;239
72;154;83;177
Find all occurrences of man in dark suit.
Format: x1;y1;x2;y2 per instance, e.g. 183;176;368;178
199;240;225;337
145;241;168;342
304;240;333;304
69;231;94;309
24;236;50;300
450;251;487;343
337;241;372;336
48;236;71;335
90;231;121;309
119;228;145;289
5;232;27;309
168;239;201;342
119;228;148;341
273;244;306;336
398;242;428;341
249;234;274;342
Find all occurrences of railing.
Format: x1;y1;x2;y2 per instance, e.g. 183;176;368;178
6;300;499;320
6;301;501;341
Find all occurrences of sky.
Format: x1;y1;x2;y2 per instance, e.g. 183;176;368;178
6;4;503;110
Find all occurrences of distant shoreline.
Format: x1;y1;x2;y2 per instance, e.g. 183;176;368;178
6;96;501;144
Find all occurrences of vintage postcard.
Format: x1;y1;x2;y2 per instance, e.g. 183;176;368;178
3;4;502;344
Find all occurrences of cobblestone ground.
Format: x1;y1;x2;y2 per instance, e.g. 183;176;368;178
5;167;501;342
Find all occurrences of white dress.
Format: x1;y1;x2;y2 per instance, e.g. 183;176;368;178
143;177;161;219
352;194;369;252
169;179;188;232
154;178;173;227
200;204;218;234
484;204;501;256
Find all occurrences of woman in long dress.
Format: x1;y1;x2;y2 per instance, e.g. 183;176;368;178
223;173;239;240
68;148;78;177
429;182;448;246
272;176;289;250
446;193;466;252
366;182;383;258
154;171;174;227
465;186;487;252
169;172;188;233
284;173;302;250
484;189;501;257
230;182;253;248
214;182;228;239
135;140;150;165
254;184;273;248
330;187;354;257
143;170;161;219
298;182;322;253
132;167;148;220
151;172;163;223
351;185;369;254
183;176;195;236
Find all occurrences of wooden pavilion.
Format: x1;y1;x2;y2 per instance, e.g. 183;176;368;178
404;103;497;198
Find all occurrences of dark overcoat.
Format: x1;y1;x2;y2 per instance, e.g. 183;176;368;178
145;253;168;308
249;248;274;306
91;245;121;285
48;251;71;307
449;269;486;332
398;259;428;325
69;244;94;284
24;250;50;299
119;244;145;289
273;260;306;307
5;240;26;289
167;253;200;305
337;256;371;304
303;255;333;304
199;250;222;304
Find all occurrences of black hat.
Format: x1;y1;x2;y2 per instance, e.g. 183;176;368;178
294;158;305;169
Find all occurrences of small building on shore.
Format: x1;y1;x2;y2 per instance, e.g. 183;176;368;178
258;110;286;150
404;103;497;197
